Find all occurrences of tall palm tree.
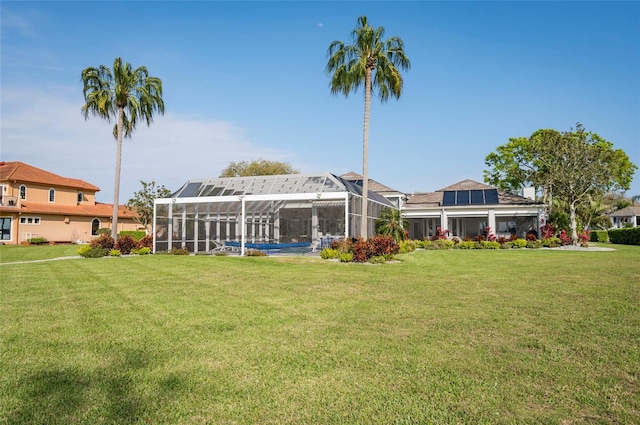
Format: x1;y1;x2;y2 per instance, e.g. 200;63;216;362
326;16;410;239
81;57;165;239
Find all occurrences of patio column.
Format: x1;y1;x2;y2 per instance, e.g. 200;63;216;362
440;209;448;237
240;196;246;256
311;203;319;251
488;209;496;236
167;203;174;252
181;209;187;248
274;210;280;242
226;213;231;241
194;210;199;253
205;220;211;252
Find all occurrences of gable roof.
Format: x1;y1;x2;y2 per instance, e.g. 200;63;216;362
405;179;542;208
609;205;640;217
0;161;100;192
340;172;404;195
437;179;494;192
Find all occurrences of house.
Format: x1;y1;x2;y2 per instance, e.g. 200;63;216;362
0;161;139;244
153;172;545;254
402;179;545;240
609;206;640;228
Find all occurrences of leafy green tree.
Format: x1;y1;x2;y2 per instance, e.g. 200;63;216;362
219;159;299;177
375;208;408;242
127;181;171;234
485;123;637;244
82;57;165;239
326;16;410;239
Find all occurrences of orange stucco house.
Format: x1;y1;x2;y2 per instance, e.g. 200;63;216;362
0;161;141;244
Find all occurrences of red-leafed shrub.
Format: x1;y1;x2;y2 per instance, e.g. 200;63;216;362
526;232;537;242
430;227;449;241
540;224;556;239
91;233;115;251
558;230;571;246
115;234;138;255
578;230;590;246
138;235;153;249
352;238;374;263
369;235;399;257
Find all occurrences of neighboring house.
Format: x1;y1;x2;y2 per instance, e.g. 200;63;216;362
0;161;139;244
401;179;545;240
609;206;640;228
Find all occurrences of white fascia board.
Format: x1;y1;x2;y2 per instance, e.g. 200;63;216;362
154;192;348;205
402;206;543;218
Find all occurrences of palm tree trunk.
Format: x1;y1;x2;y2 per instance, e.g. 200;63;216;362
569;201;578;246
361;67;372;239
111;106;124;240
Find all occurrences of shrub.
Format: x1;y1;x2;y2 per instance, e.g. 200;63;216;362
132;247;151;255
590;230;609;243
370;235;400;257
434;239;454;250
78;245;106;258
483;241;501;249
119;230;146;240
320;248;339;259
369;255;386;264
526;232;537;242
508;239;528;249
138;235;154;249
398;240;416;254
558;230;571;246
352;238;374;263
108;249;122;257
213;251;228;256
28;237;48;245
332;238;353;254
415;239;430;249
95;228;111;236
169;247;189;255
115;235;138;255
456;241;476;250
91;233;115;251
542;237;561;248
608;228;640;245
540;224;556;239
578;230;590;247
526;240;543;249
245;249;266;257
339;252;353;263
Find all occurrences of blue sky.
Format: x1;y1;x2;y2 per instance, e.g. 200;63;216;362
2;1;639;203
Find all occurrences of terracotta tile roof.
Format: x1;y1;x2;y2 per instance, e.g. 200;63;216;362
0;161;100;192
609;206;640;217
339;172;403;195
13;202;134;218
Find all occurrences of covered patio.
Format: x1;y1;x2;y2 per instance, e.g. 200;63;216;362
153;173;395;255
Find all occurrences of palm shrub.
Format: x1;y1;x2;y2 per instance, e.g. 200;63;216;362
375;208;408;242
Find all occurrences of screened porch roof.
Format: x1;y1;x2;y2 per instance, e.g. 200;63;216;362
164;173;395;208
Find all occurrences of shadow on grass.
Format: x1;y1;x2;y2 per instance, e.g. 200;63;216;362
6;347;188;424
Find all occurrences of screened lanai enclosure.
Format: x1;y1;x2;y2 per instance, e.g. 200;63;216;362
153;173;395;255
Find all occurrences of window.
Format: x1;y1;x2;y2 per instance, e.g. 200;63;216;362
0;217;10;240
20;217;41;225
19;185;27;200
92;218;100;235
77;191;83;203
48;188;55;203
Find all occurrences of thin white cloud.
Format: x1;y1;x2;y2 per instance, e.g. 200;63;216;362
1;85;294;203
0;8;40;39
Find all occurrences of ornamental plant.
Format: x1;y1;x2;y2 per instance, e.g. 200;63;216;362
91;233;115;251
115;234;138;255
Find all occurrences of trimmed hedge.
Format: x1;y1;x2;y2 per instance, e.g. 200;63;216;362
590;230;610;243
119;230;146;240
608;228;640;245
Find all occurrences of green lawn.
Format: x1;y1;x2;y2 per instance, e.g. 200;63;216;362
1;245;639;424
